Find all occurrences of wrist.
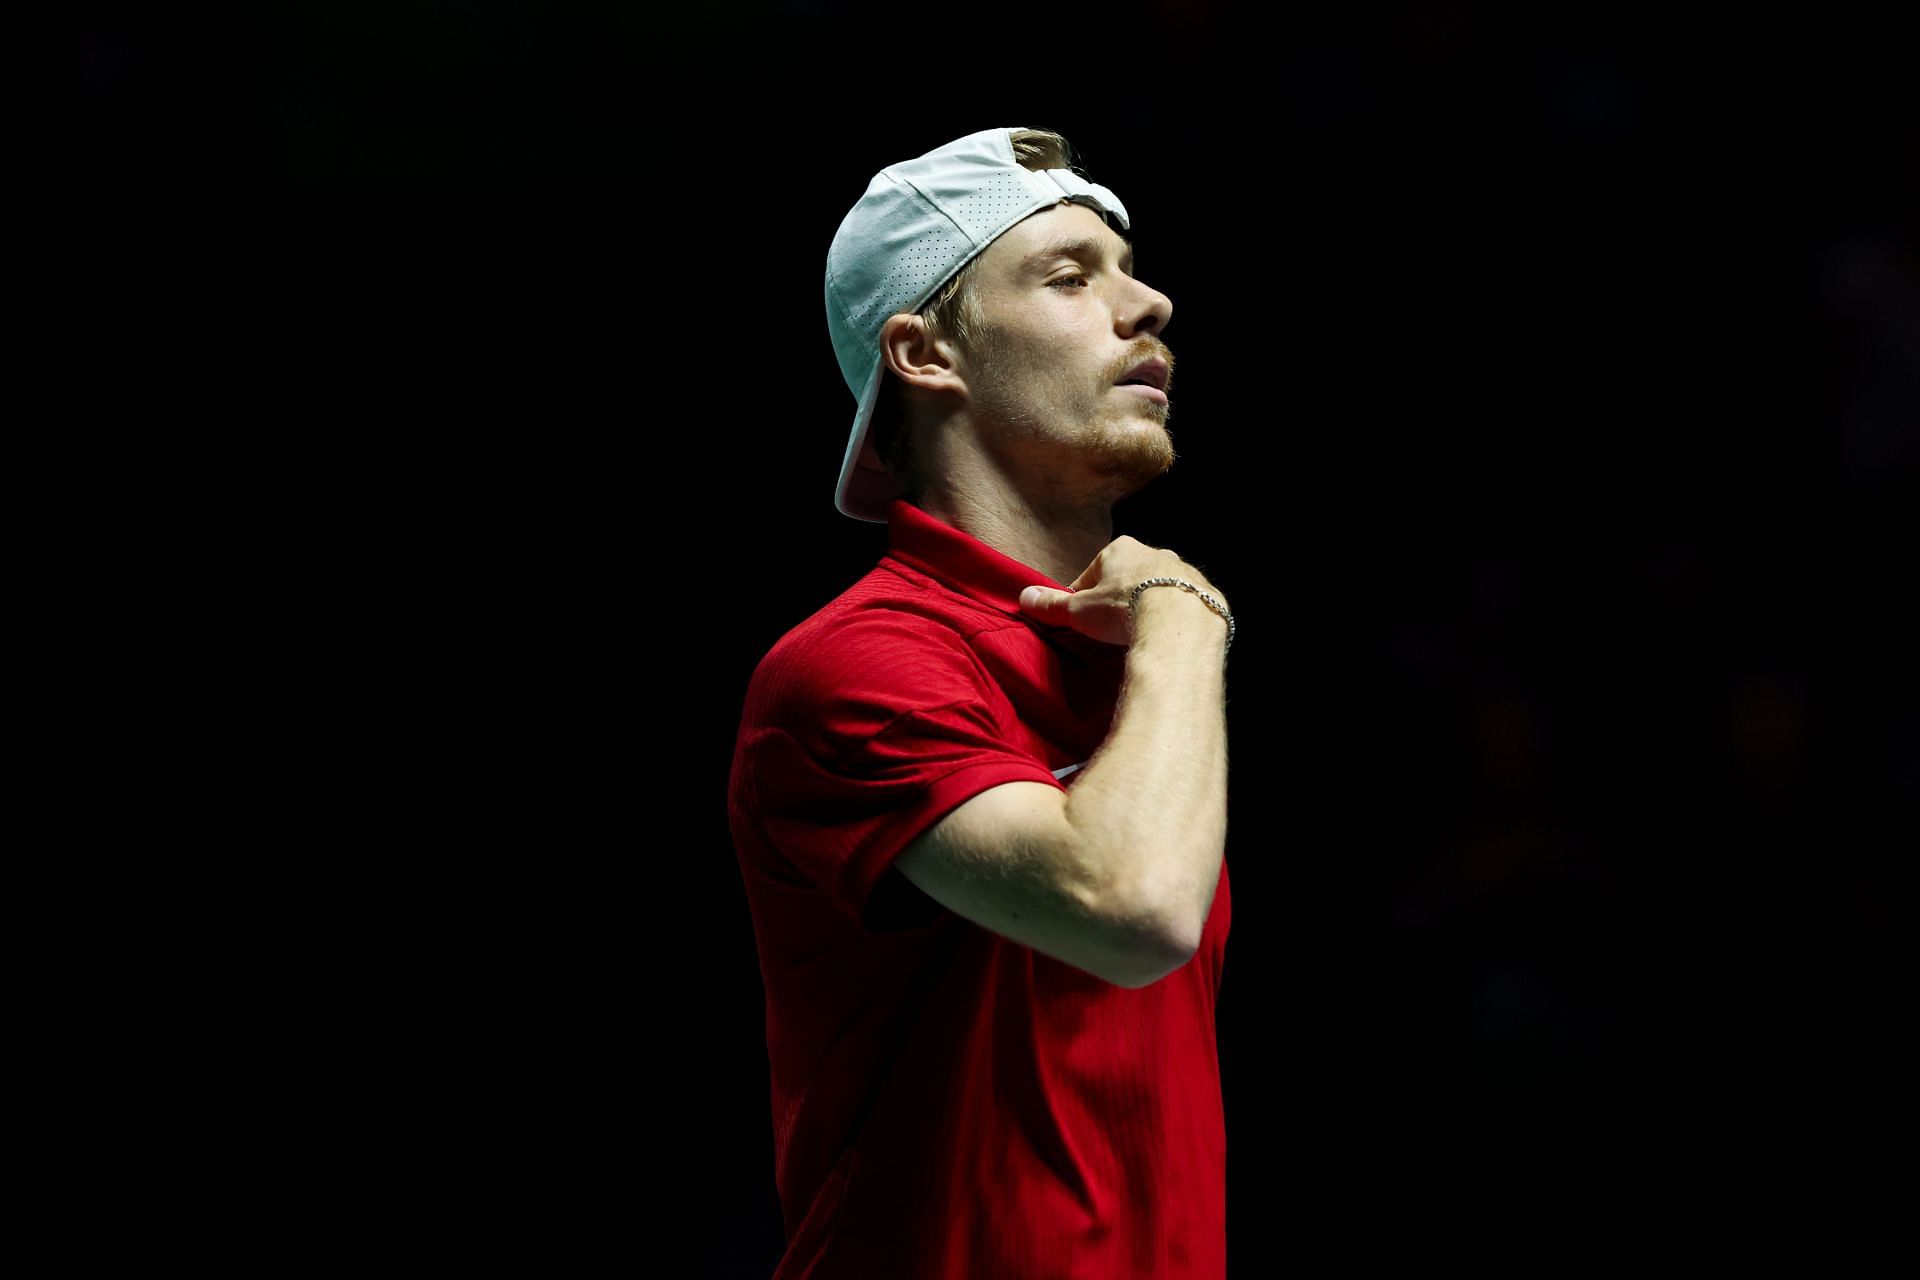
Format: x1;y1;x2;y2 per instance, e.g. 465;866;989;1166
1129;577;1234;652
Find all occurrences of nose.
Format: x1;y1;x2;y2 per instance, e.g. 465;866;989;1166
1118;276;1172;338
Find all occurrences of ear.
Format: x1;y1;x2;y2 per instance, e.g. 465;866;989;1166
879;313;967;398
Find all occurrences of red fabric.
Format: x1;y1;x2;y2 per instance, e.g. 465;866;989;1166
728;499;1231;1279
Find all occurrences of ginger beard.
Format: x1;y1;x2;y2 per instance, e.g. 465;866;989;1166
959;319;1176;505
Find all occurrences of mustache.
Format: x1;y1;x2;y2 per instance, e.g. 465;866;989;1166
1114;341;1175;384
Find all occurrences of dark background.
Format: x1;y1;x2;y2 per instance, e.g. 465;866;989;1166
29;1;1912;1270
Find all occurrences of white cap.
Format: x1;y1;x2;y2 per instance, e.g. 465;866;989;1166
823;126;1131;523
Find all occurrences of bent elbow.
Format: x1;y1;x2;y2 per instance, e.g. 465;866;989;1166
1109;935;1199;989
1105;906;1200;989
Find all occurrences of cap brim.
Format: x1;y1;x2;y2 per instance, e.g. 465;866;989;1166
834;352;900;523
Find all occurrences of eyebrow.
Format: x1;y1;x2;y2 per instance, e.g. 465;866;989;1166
1019;235;1136;277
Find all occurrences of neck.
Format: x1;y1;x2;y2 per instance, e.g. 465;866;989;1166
916;479;1115;590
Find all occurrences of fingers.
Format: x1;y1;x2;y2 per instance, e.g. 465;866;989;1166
1069;539;1132;591
1018;585;1069;621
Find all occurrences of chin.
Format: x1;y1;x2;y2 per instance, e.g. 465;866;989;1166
1089;433;1176;490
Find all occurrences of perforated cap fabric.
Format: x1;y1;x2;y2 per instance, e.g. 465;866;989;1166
824;126;1131;523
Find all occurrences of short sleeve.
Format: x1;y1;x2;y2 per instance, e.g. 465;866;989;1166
740;612;1067;931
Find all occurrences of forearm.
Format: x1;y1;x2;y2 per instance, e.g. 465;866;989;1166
1062;587;1230;955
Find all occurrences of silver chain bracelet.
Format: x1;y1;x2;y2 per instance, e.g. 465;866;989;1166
1129;576;1234;655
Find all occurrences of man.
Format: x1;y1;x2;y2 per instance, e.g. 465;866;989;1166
727;125;1234;1278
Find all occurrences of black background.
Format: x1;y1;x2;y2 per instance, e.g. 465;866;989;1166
28;2;1913;1271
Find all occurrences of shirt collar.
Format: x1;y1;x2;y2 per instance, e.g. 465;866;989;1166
883;498;1131;673
882;498;1070;619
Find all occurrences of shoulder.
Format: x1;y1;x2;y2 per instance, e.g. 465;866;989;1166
746;599;988;730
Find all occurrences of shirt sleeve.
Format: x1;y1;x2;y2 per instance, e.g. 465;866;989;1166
743;611;1068;932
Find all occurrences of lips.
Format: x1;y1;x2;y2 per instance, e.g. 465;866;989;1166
1116;357;1169;391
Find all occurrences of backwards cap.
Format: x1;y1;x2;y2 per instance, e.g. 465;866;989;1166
823;126;1130;522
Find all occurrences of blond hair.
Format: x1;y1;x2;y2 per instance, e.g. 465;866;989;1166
868;128;1079;506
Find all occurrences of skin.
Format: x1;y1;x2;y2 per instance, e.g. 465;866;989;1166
878;200;1177;588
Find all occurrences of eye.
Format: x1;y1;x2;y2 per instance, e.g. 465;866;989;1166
1048;272;1090;289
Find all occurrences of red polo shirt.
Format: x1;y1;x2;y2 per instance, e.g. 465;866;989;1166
728;498;1231;1279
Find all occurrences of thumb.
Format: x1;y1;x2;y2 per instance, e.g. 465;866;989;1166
1018;585;1069;619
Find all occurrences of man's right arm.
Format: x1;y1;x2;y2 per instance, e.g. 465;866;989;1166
894;780;1182;989
1062;585;1231;961
892;587;1230;988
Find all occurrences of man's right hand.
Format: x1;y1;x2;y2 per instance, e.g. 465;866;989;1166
1017;536;1229;648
